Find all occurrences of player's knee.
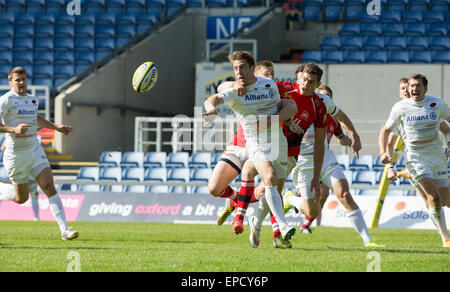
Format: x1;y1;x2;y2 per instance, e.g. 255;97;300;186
207;182;224;197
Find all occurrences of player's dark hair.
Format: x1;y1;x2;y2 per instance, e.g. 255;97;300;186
408;74;428;88
228;51;255;68
398;77;408;84
255;60;274;70
294;64;306;76
318;85;333;98
8;67;27;81
302;62;323;81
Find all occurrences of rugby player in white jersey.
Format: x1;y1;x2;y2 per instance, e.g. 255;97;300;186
379;74;450;248
0;67;78;240
203;51;297;242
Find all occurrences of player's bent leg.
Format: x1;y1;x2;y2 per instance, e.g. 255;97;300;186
438;186;449;208
13;183;30;204
332;179;359;213
208;161;239;197
35;166;57;197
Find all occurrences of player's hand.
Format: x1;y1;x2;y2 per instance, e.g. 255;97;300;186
234;80;246;96
380;152;393;164
288;121;304;136
351;135;362;159
387;168;397;181
310;177;321;196
14;123;31;134
56;124;72;135
338;135;352;147
202;111;217;126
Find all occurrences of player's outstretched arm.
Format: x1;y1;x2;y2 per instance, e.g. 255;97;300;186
334;109;361;158
203;94;224;126
378;126;393;164
0;122;31;134
37;115;72;135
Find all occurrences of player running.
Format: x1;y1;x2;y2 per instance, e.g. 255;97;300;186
0;67;78;240
203;51;297;242
379;74;450;248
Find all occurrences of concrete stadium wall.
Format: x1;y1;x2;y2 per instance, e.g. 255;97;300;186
54;7;286;161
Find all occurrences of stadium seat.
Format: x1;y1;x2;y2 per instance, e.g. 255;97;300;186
0;51;12;63
78;184;101;192
99;151;122;167
54;37;74;51
75;24;95;38
74;51;95;65
96;24;115;38
105;0;126;12
46;0;65;13
385;36;407;49
116;24;136;38
336;154;350;170
380;10;402;23
13;51;33;64
167;152;189;168
85;0;106;13
340;36;363;49
190;168;212;182
124;185;146;193
353;170;377;185
349;154;373;170
322;50;344;63
33;64;53;79
99;167;122;182
404;23;426;35
55;25;75;38
35;24;54;38
55;14;75;25
408;2;428;12
0;14;15;25
383;23;404;35
359;13;380;23
432;50;450;63
169;185;191;193
344;50;365;63
410;50;432;63
27;0;45;13
186;0;202;7
143;152;167;168
34;37;54;51
372;156;385;171
430;1;448;12
395;155;406;169
34;51;53;64
323;3;342;21
77;166;100;181
96;38;115;51
302;2;321;21
14;38;33;51
387;189;407;196
191;186;210;194
360;23;383;35
147;185;169;193
358;189;378;196
320;36;342;50
427;23;448;36
6;0;25;13
344;4;363;20
343;170;353;184
146;0;167;7
388;50;410;63
189;152;212;168
116;13;136;25
424;10;445;23
211;152;222;167
339;22;361;36
74;38;95;51
121;152;144;168
95;13;116;25
76;13;96;25
407;36;428;50
168;168;190;182
144;167;167;182
0;39;13;51
363;36;385;50
366;50;387;63
54;51;74;64
125;0;146;12
301;50;322;63
122;167;145;182
54;64;74;78
0;25;14;38
402;10;423;23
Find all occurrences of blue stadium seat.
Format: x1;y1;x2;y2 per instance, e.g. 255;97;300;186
124;185;146;193
54;64;74;78
74;51;95;64
361;23;383;35
363;36;385;49
55;14;75;25
320;36;342;50
407;36;428;50
430;0;448;12
359;13;380;23
353;170;377;185
144;167;167;182
211;153;222;167
410;50;432;63
75;24;95;38
33;64;53;78
6;0;25;13
322;50;344;63
147;185;169;193
143;152;167;168
343;170;353;185
77;166;100;181
387;50;410;63
46;0;65;13
189;152;212;168
385;36;407;49
408;1;428;12
168;167;190;182
55;24;75;38
35;24;54;38
116;36;131;48
191;186;210;194
190;168;212;182
394;155;406;169
74;38;95;51
116;24;136;38
33;51;53;65
323;3;342;21
54;38;74;51
344;4;362;20
95;38;115;51
14;37;33;51
146;0;167;7
99;167;122;182
78;184;101;192
301;50;322;63
121;151;144;168
339;22;361;36
33;77;53;87
432;50;450;63
366;50;387;63
341;36;363;49
0;39;13;51
302;2;321;21
27;0;45;13
126;0;146;12
372;156;385;171
429;36;450;50
336;154;350;170
349;154;373;171
186;0;202;7
34;37;54;51
0;13;15;25
167;152;189;168
358;189;379;196
96;24;115;38
169;185;192;193
76;13;96;25
13;51;33;64
85;0;105;13
0;25;14;38
54;51;74;64
427;23;448;35
116;13;136;25
402;10;423;23
105;0;125;12
404;23;426;35
424;10;445;23
383;23;404;35
380;10;402;23
122;167;145;182
15;24;34;37
99;151;122;167
344;50;365;63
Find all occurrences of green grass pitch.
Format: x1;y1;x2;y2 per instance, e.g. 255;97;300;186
0;221;448;272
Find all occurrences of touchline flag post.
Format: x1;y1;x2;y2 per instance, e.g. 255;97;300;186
370;136;404;228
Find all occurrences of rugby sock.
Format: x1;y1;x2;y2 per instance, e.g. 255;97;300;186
270;212;281;239
235;180;254;221
29;183;39;221
428;206;449;242
346;209;371;244
302;216;315;229
287;193;306;213
217;186;237;200
254;195;270;229
265;186;289;229
48;194;68;234
0;182;15;201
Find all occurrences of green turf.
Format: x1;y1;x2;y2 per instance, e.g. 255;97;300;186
0;221;448;272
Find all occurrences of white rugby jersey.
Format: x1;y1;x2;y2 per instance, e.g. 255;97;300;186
219;77;281;144
385;95;450;152
0;90;40;152
300;92;340;155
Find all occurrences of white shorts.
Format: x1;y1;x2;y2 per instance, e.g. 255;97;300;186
3;145;50;184
405;149;448;188
220;145;248;173
292;148;346;199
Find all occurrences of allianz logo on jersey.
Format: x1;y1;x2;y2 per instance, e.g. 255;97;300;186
244;90;275;101
17;109;36;115
406;112;437;122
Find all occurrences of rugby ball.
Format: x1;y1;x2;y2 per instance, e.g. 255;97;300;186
132;62;158;93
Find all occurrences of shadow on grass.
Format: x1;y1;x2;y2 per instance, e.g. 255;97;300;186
324;246;447;255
